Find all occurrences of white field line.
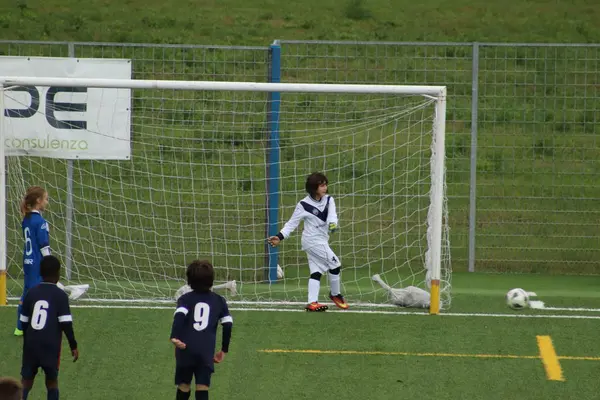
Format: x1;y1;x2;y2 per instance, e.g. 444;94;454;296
3;303;600;319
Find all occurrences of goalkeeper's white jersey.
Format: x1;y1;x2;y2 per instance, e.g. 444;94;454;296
280;195;338;250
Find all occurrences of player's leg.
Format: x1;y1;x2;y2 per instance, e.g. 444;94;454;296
195;385;209;400
41;353;60;400
15;285;30;336
174;363;194;400
328;266;349;309
21;353;38;400
304;246;328;312
324;246;348;309
193;366;212;400
177;383;191;400
45;379;59;400
21;379;34;400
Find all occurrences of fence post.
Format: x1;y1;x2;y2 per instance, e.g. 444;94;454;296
468;42;479;273
266;40;282;282
66;42;75;281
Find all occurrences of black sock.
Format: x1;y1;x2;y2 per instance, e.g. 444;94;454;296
23;388;30;400
47;388;59;400
176;388;191;400
196;390;208;400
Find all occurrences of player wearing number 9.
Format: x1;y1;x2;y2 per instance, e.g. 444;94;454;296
19;255;79;400
170;260;233;400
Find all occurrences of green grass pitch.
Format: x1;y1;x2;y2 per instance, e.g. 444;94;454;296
1;0;600;398
3;273;600;399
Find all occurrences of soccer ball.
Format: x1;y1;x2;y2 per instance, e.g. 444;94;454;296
277;264;284;279
506;288;529;310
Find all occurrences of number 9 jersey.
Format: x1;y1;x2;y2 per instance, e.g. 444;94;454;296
22;210;50;289
171;291;233;369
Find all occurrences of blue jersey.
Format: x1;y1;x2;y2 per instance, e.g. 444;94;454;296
20;282;77;358
170;291;232;369
22;211;50;289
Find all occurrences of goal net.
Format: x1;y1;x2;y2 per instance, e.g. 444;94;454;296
0;78;451;311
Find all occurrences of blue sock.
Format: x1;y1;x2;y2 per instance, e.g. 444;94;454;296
48;388;59;400
16;297;24;330
23;387;30;400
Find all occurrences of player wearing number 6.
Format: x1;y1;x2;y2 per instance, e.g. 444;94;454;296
19;255;79;400
170;260;233;400
15;187;89;337
268;172;349;312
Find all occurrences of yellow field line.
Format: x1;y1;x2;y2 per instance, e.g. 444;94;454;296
536;336;565;381
559;355;600;361
258;349;539;359
259;348;600;363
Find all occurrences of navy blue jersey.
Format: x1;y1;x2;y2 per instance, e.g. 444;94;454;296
170;291;232;368
22;211;50;289
20;283;77;357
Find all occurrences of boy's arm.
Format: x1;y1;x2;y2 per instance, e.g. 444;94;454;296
58;293;79;361
221;323;232;352
170;298;188;346
219;298;233;353
19;295;32;334
215;298;233;363
277;203;305;240
58;293;77;348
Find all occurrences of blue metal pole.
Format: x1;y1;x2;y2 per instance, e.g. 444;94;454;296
266;40;281;282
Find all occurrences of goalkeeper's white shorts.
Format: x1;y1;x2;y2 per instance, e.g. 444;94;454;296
305;243;341;274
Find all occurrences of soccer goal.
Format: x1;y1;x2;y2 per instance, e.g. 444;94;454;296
0;77;451;313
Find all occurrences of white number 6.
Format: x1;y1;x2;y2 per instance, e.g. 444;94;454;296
24;227;33;256
193;302;210;331
31;300;49;330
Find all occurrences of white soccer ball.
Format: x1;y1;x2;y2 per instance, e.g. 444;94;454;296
506;288;529;310
277;264;284;279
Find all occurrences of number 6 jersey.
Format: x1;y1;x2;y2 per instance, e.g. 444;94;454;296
20;282;78;357
22;210;51;288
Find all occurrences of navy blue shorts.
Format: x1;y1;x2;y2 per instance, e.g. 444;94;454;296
21;351;60;381
174;363;213;387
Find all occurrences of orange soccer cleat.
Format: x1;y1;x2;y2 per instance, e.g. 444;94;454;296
305;302;329;312
329;293;349;310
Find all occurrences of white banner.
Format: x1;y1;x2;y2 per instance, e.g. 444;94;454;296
1;56;131;160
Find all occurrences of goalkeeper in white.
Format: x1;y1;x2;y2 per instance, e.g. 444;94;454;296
268;172;349;312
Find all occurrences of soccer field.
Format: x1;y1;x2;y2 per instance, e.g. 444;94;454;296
2;272;600;400
1;0;600;398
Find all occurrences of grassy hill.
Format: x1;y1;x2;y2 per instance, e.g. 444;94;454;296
0;0;598;44
1;0;600;301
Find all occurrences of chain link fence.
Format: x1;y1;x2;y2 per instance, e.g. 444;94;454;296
1;39;599;275
279;40;600;274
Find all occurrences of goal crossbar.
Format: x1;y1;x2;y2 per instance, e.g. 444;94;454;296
0;77;446;97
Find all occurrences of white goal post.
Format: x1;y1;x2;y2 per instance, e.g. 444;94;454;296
0;77;449;314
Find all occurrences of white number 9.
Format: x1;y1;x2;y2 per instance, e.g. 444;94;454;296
193;302;210;331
